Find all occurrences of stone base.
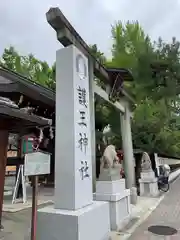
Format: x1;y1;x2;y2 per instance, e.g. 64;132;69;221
139;178;159;197
130;187;138;205
96;179;126;195
94;181;131;231
98;166;122;181
37;201;110;240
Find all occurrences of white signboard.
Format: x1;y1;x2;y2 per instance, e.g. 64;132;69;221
24;151;50;176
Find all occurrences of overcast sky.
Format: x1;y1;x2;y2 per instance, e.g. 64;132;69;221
0;0;180;65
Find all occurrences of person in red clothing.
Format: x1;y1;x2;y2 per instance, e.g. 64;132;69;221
117;150;125;178
117;150;123;163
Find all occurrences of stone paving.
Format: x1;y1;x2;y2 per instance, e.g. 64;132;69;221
1;175;180;239
0;203;52;240
0;209;31;239
0;195;163;240
3;176;54;212
128;176;180;239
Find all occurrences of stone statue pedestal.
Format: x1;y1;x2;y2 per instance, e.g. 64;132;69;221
98;167;122;181
94;179;131;231
139;170;159;197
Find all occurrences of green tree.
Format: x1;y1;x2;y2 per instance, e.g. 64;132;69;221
108;21;180;156
89;44;106;65
0;46;55;89
2;28;180;156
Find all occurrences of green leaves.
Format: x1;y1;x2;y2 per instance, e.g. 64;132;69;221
2;22;180;157
107;21;180;156
0;46;55;90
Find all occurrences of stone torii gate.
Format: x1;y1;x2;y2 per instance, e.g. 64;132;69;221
46;7;135;191
37;7;136;240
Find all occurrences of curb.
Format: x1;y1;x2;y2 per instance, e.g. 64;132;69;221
3;200;53;213
4;191;12;196
122;195;164;240
169;171;180;184
111;195;165;240
120;172;180;240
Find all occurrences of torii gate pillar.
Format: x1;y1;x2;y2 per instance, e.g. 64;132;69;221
120;107;135;189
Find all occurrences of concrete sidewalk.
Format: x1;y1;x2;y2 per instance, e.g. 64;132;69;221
0;196;163;240
111;195;164;240
169;168;180;182
111;169;180;240
1;170;180;239
3;176;54;212
0;203;52;240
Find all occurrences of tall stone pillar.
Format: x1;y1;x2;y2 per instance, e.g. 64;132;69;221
120;107;137;203
37;45;110;240
88;60;96;192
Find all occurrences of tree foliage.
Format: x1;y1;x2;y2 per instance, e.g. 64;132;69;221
2;21;180;156
110;22;180;156
0;46;56;90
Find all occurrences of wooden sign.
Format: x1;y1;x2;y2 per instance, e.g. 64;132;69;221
24;151;50;176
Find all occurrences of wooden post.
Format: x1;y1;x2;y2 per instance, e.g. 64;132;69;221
0;130;9;229
31;175;38;240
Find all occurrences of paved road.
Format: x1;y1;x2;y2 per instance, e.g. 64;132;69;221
129;177;180;239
